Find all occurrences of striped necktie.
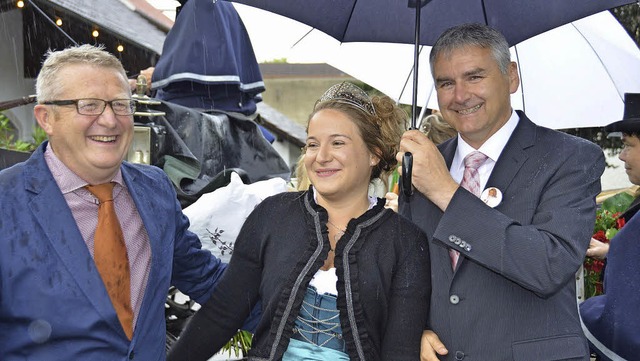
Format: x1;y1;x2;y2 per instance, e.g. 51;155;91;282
450;151;488;269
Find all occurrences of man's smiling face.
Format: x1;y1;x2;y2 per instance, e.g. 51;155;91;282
434;45;519;149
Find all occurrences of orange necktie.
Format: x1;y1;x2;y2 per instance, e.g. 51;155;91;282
86;183;134;340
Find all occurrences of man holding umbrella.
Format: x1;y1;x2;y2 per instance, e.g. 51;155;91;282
398;23;605;360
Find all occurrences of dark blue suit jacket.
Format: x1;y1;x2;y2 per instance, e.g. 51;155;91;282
0;142;225;360
400;112;605;360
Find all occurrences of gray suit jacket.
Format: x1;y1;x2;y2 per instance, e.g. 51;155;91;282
400;112;605;361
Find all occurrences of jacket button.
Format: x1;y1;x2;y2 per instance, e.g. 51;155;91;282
129;350;134;360
455;350;465;360
449;295;459;304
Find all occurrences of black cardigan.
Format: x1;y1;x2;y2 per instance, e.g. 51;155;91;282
168;190;431;361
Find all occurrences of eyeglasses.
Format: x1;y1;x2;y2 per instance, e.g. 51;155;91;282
42;98;137;116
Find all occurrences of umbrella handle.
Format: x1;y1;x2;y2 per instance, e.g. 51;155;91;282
402;152;413;196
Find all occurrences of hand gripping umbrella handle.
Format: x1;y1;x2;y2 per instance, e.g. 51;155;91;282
402;152;413;196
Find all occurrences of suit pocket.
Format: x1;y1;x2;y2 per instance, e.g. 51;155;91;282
512;334;588;361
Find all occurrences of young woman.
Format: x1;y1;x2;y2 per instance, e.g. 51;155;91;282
168;82;430;361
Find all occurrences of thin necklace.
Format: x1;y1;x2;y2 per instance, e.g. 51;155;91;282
327;220;347;252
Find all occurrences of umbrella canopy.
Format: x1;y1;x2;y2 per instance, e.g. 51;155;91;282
324;11;640;129
228;0;636;193
229;0;634;46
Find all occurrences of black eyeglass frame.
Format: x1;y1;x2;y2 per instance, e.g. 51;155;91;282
41;98;137;116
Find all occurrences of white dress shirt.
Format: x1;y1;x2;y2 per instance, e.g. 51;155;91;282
450;110;520;189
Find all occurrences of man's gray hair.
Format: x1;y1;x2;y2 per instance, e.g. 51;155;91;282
36;44;128;102
429;23;511;76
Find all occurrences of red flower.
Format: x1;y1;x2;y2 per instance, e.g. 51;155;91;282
584;206;627;299
584;259;604;273
595;283;603;294
592;230;608;243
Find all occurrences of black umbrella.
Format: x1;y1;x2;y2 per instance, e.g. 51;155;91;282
226;0;636;194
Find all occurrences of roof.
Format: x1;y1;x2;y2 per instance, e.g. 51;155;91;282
128;0;174;32
259;63;352;79
257;102;306;147
46;0;166;54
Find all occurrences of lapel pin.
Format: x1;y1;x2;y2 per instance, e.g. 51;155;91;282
481;187;502;208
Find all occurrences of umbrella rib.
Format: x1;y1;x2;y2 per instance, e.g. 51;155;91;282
570;22;623;100
291;28;316;49
339;1;360;41
480;0;489;25
399;45;424;104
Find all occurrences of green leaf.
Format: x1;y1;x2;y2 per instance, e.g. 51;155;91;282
601;192;634;213
220;330;253;358
605;228;619;240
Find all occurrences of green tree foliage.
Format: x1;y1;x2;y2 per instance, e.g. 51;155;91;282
0;112;46;152
612;4;640;47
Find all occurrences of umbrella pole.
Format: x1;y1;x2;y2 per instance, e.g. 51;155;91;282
402;0;426;197
411;2;422;130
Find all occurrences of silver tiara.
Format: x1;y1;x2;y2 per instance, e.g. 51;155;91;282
315;82;376;116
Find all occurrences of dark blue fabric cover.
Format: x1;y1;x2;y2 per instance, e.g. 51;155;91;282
580;212;640;361
153;0;265;116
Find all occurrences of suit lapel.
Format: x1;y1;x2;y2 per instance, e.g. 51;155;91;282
120;164;165;328
25;145;123;335
485;111;536;197
454;112;535;272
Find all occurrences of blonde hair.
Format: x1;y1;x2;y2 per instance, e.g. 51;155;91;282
420;112;457;145
295;153;311;191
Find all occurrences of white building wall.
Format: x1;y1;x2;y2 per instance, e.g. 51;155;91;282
0;9;37;140
270;137;300;174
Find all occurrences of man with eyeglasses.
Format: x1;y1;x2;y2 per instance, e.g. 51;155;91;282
0;44;228;359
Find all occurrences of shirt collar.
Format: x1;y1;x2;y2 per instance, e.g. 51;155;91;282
455;110;520;162
44;143;124;194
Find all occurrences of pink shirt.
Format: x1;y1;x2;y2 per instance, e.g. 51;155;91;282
44;145;152;330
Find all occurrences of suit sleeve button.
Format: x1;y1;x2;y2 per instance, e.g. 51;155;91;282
449;295;459;304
